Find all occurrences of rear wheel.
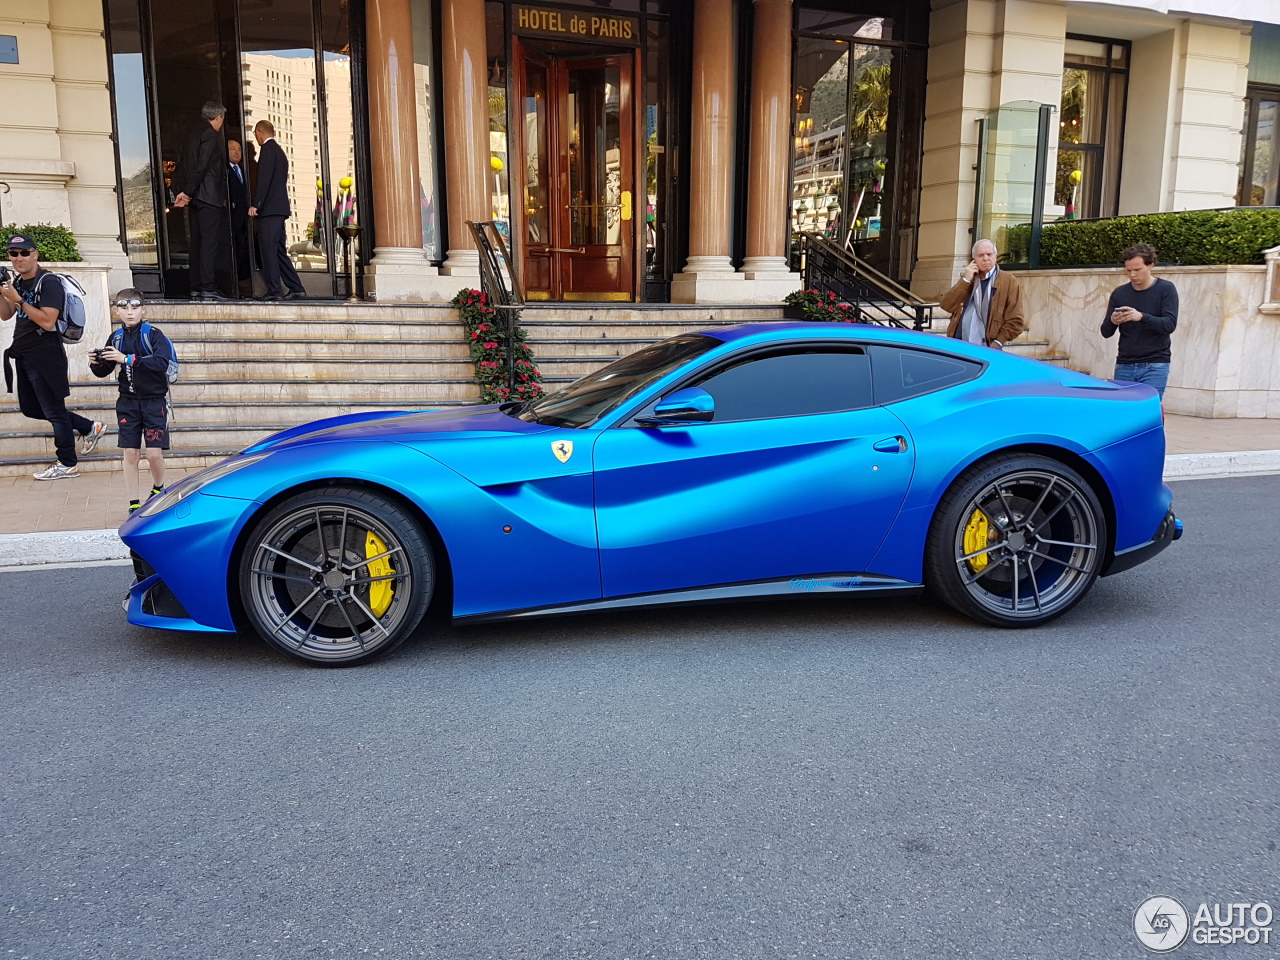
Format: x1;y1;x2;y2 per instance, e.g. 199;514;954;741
239;486;434;665
926;454;1107;627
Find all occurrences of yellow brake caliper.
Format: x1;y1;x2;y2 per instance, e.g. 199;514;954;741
963;509;990;573
364;531;395;617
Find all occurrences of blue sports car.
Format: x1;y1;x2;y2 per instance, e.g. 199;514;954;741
121;322;1181;665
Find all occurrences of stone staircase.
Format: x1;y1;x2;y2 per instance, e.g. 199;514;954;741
0;301;785;477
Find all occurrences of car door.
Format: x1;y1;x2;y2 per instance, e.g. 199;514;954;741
592;346;915;598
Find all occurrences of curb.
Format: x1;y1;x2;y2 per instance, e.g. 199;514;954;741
1;451;1277;570
1163;449;1280;480
0;528;129;568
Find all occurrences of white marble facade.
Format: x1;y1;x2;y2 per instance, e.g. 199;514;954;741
1017;265;1278;418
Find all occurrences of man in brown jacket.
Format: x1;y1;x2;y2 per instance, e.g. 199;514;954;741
939;239;1026;348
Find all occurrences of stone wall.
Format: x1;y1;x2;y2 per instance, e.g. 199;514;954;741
0;0;131;292
1017;264;1277;418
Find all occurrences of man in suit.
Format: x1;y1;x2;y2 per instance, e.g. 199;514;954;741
173;101;232;301
249;120;306;301
226;138;253;296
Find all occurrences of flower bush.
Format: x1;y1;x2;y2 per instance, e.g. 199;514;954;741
783;288;865;323
452;289;545;404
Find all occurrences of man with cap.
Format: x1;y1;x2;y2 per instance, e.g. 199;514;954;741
0;235;105;480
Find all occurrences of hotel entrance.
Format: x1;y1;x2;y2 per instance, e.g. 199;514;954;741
514;43;638;301
505;6;647;302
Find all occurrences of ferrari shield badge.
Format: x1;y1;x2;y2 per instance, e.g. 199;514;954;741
551;440;574;464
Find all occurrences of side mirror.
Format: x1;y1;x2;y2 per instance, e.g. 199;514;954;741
636;387;715;427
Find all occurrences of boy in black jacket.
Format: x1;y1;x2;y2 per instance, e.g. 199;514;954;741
90;289;176;513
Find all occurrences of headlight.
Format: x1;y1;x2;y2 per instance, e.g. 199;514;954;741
137;454;269;517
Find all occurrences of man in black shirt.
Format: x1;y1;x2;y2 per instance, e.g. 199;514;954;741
0;235;105;480
1100;243;1178;399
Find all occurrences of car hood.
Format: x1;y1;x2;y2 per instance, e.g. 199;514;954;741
242;404;555;453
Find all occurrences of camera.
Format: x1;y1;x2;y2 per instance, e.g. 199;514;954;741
0;265;11;286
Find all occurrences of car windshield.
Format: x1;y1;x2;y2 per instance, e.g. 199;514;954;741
511;333;721;428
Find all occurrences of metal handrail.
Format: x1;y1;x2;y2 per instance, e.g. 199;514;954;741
468;220;525;396
799;232;937;330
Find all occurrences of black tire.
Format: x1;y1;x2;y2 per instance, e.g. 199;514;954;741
925;453;1107;627
238;486;434;665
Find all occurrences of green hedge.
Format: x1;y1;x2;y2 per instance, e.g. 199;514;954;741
1001;208;1280;267
0;223;82;263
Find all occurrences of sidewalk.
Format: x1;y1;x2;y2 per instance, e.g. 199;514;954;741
1;414;1278;566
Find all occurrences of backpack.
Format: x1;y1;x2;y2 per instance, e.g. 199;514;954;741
110;321;179;383
35;272;88;344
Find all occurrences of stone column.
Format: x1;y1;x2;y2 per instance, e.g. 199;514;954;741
439;0;488;277
738;0;800;300
365;0;438;300
671;0;743;303
913;0;1066;300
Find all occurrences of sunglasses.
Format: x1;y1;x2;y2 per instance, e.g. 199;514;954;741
113;299;144;308
7;249;33;258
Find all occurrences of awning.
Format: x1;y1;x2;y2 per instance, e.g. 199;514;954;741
1065;0;1280;26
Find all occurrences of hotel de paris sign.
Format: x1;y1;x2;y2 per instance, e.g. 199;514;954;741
512;5;642;45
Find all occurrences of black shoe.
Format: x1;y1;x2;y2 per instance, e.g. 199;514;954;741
258;293;282;301
205;291;231;301
284;291;306;300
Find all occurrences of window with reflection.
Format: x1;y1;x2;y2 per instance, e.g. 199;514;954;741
792;11;900;275
1239;86;1280;206
411;0;443;261
1056;36;1128;220
106;0;158;275
487;3;512;246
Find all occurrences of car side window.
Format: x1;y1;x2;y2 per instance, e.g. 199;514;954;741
870;345;982;404
690;349;873;423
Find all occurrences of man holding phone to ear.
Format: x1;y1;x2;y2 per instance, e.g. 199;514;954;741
939;238;1026;349
1100;243;1178;399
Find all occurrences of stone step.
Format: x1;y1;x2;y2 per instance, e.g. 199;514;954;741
130;318;469;342
149;357;478;380
140;300;787;324
1;450;232;477
23;378;482;404
103;337;474;361
1;423;311;461
0;398;473;432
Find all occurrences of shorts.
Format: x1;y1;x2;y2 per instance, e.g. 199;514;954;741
117;395;170;449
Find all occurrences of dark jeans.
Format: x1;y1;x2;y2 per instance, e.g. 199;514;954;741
257;215;305;296
1114;362;1170;399
189;198;232;296
24;365;94;467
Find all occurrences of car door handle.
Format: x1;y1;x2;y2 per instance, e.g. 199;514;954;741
873;436;908;453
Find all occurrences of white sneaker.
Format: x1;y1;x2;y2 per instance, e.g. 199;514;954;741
33;462;80;481
81;421;106;455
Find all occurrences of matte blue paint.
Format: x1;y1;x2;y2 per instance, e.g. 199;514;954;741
120;322;1175;634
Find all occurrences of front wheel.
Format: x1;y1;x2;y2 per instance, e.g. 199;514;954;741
238;486;434;665
925;454;1107;627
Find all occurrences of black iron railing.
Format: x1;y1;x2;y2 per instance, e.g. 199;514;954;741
799;232;937;330
468;220;524;395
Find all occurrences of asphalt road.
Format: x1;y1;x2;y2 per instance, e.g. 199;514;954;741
2;476;1277;960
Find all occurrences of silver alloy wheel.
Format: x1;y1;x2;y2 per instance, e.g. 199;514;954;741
953;469;1101;621
245;503;421;662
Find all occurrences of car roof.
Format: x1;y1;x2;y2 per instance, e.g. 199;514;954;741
701;321;978;353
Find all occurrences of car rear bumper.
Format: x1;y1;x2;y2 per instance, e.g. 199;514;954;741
1102;509;1182;577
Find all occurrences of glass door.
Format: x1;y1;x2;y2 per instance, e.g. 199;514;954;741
106;0;359;298
513;40;638;301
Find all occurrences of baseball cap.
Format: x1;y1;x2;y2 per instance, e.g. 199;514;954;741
7;236;36;251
